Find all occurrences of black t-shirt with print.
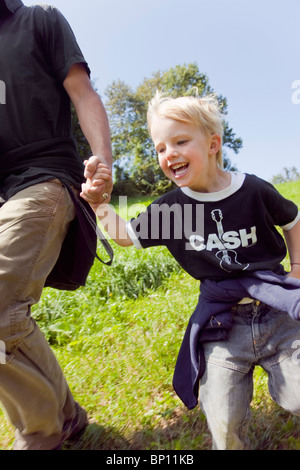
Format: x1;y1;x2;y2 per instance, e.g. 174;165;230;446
0;3;90;198
127;173;300;281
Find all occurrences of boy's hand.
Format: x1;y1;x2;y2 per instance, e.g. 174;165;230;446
80;156;113;209
287;265;300;280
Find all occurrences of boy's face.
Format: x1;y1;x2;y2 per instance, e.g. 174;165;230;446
151;116;220;192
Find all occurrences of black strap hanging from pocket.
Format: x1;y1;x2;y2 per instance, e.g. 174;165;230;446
66;185;114;266
45;184;114;291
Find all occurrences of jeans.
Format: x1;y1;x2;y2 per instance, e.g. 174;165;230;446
199;300;300;450
0;180;87;450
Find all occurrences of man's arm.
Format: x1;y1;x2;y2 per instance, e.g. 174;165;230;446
63;63;113;200
283;218;300;279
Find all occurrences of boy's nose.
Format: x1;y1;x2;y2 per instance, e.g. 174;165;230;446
166;147;179;161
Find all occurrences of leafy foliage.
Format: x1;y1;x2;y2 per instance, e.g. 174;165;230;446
271;166;300;185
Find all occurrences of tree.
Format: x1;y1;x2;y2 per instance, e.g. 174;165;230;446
105;63;243;195
271;167;300;185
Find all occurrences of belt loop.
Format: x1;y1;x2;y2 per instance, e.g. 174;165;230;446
253;299;261;315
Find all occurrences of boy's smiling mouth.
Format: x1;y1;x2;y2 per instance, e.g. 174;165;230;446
171;162;189;178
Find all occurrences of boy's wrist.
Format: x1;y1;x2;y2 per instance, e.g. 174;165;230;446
289;264;300;279
95;203;110;218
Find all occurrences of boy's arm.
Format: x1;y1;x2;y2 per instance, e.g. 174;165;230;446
80;157;133;247
95;204;133;247
283;218;300;279
80;163;133;247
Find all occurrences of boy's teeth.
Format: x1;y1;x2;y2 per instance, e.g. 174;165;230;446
172;163;187;170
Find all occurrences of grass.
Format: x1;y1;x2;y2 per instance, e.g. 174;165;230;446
0;181;300;450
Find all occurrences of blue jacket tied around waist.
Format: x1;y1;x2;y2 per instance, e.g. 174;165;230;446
172;270;300;410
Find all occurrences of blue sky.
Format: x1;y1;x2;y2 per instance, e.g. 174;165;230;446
24;0;300;182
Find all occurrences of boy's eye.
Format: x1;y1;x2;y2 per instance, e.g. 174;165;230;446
178;140;188;145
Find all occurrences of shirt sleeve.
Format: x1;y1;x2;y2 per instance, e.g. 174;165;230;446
126;220;144;249
257;177;299;228
281;210;300;231
126;191;186;249
126;203;166;249
33;5;90;82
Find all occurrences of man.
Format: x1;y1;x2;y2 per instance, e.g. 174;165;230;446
0;0;113;450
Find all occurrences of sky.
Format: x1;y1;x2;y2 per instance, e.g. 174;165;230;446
24;0;300;182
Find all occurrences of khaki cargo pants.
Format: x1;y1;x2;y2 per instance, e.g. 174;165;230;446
0;180;87;450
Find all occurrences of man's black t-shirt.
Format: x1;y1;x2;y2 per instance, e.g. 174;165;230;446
0;3;90;198
127;173;300;281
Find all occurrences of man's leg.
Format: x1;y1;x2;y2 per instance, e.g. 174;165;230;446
0;180;87;450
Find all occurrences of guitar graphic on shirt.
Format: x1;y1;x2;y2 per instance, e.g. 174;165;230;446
211;209;249;272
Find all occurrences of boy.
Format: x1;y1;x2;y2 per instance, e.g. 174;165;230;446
81;92;300;450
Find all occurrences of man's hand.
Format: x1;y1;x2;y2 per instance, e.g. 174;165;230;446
80;156;113;209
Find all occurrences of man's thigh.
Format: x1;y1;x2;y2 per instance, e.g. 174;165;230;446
0;180;75;344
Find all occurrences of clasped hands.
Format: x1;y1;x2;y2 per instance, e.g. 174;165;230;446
80;156;113;209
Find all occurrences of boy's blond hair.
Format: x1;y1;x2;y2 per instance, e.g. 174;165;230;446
147;91;224;168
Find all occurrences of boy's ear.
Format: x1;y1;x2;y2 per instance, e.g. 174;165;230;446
209;134;222;155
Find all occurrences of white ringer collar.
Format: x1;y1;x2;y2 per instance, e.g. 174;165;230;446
180;172;246;202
